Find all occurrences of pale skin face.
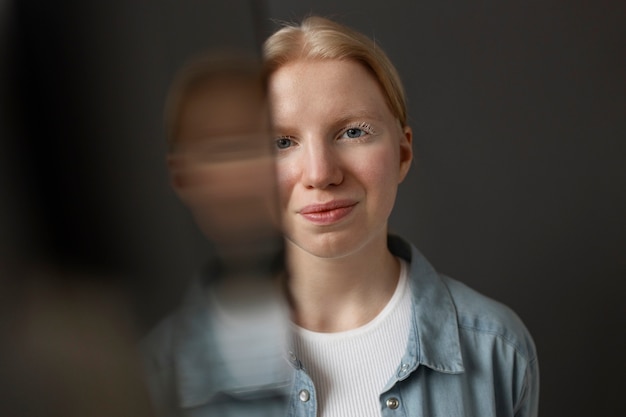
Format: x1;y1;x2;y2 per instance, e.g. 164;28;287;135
269;59;413;262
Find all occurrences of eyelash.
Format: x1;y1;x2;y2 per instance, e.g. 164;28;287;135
274;122;376;151
339;122;375;140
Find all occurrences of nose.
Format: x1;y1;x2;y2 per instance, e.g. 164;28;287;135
301;142;343;189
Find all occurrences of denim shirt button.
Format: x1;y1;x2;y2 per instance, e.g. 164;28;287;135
398;363;410;377
299;389;310;402
386;397;400;409
288;351;302;368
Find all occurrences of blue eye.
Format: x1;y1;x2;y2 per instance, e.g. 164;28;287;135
275;137;294;149
342;128;367;139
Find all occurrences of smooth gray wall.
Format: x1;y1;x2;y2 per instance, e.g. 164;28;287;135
5;1;624;417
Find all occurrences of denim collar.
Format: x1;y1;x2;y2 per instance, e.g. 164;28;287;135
387;235;465;383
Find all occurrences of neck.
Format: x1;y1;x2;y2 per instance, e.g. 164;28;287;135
286;235;399;332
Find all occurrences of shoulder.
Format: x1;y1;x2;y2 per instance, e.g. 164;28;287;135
438;275;540;415
139;311;184;395
389;234;537;364
141;313;178;364
441;274;537;362
139;312;183;416
140;272;210;365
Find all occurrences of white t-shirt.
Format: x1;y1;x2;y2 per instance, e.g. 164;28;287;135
292;258;412;417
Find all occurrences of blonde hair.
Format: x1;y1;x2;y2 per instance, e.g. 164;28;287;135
263;16;408;127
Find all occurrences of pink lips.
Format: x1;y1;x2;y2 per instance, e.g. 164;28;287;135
298;200;357;225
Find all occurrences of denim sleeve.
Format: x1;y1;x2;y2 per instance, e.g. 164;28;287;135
514;354;540;417
140;317;181;417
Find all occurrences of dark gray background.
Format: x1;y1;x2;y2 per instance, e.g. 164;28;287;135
3;1;624;416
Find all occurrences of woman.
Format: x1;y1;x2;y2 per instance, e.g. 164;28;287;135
143;16;539;417
264;16;538;417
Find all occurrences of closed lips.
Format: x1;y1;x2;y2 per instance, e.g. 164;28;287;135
299;201;357;214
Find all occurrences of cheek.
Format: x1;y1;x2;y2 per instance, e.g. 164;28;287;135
357;145;400;184
179;158;276;205
356;147;400;207
185;160;279;233
274;159;298;207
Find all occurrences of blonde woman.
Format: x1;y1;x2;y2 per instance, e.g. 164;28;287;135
143;16;539;417
265;16;538;417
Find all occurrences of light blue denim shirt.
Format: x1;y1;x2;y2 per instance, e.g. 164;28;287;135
142;235;539;417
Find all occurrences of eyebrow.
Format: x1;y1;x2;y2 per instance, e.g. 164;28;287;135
271;108;389;136
274;111;382;129
331;110;385;125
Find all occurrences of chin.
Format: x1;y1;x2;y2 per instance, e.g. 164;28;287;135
286;231;371;260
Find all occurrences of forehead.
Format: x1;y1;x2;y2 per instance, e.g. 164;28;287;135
268;59;393;125
178;75;268;140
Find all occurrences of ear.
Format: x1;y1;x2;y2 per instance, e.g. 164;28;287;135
397;125;413;183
